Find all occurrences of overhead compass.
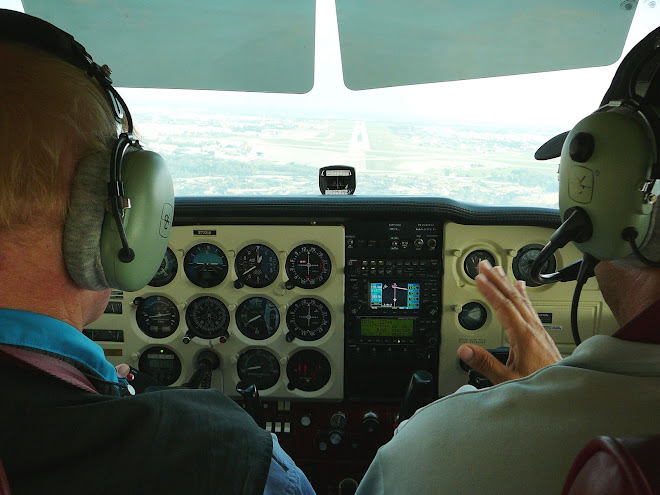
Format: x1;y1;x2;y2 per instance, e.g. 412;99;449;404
285;244;332;289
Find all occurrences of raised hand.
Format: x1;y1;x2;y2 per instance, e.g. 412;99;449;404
457;260;561;385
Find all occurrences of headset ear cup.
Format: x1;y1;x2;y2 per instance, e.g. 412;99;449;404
559;109;655;261
62;152;111;290
100;149;174;291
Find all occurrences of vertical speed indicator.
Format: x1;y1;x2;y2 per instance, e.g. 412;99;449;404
285;244;332;289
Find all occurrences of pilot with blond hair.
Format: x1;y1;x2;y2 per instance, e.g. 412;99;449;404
0;10;314;495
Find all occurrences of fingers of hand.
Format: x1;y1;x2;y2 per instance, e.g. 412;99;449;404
476;262;542;331
458;344;515;385
115;363;130;378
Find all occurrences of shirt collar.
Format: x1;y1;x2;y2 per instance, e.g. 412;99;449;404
613;297;660;344
0;308;117;383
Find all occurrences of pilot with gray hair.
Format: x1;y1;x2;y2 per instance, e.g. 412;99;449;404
357;25;660;495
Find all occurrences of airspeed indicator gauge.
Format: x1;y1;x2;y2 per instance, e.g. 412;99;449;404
148;247;178;287
285;244;332;289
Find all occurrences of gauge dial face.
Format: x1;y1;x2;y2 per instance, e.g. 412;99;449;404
236;297;280;340
512;244;557;288
458;302;488;331
138;347;181;386
286;298;331;341
237;349;280;390
463;250;496;280
184;243;229;288
285;244;332;289
286;350;331;392
185;296;230;339
235;244;279;288
148;247;178;287
135;296;180;338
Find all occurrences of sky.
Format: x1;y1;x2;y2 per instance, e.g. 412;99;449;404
4;0;660;131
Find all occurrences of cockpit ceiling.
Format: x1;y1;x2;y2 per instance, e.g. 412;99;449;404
23;0;635;93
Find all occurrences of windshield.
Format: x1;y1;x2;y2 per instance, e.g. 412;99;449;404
7;0;660;207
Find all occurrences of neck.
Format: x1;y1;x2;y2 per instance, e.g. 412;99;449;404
0;227;109;330
595;261;660;327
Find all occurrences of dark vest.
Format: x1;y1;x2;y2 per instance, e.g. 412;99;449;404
0;359;272;495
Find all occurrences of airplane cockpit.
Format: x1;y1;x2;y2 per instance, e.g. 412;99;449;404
2;1;660;493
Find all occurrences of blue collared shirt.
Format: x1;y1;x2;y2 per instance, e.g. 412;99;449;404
0;308;315;495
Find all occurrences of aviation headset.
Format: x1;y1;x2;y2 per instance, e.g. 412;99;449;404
0;9;174;292
535;24;660;273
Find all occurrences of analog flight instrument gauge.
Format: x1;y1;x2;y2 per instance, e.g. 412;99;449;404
138;347;181;386
135;295;180;338
458;302;488;331
286;350;331;392
235;244;279;288
148;247;178;287
463;249;496;280
512;244;557;288
285;244;332;289
185;296;230;340
184;243;229;288
237;349;280;390
286;298;331;341
236;297;280;340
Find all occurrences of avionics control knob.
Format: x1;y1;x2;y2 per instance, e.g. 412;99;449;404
347;303;361;316
426;304;439;317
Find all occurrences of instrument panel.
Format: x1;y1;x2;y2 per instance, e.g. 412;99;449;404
89;225;345;399
88;217;619;400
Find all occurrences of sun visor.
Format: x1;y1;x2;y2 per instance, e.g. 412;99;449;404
22;0;315;94
336;0;636;91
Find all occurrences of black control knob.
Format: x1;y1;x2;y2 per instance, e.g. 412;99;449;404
362;411;380;435
426;304;439;317
234;280;244;289
569;132;595;163
285;280;295;290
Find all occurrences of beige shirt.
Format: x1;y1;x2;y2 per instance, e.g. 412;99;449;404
356;335;660;495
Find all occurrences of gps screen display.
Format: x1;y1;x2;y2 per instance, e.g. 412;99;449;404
369;282;420;310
